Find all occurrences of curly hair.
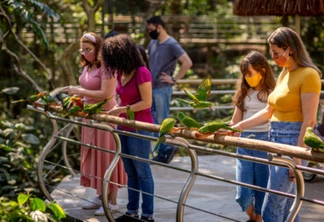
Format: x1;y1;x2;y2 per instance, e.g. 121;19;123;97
233;51;276;111
80;32;102;68
101;34;145;77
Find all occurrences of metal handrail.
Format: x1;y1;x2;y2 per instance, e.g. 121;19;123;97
27;105;324;222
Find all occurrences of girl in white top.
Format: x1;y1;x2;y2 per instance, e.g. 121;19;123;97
230;51;276;222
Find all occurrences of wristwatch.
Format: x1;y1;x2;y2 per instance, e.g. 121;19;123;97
172;76;176;84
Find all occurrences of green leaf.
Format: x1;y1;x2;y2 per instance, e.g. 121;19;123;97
21;133;40;145
18;193;29;206
14;141;30;149
0;144;12;151
3;128;15;138
1;120;14;128
48;203;66;220
10;200;19;208
30;198;46;212
1;87;19;95
15;123;27;130
0;167;11;181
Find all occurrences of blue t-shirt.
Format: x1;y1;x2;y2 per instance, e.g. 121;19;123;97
148;37;185;88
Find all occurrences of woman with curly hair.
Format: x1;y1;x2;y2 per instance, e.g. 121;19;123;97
102;34;155;222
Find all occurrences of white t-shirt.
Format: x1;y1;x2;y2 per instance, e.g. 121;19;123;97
242;90;269;132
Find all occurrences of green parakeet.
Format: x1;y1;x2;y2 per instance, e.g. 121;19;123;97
11;92;45;104
176;98;213;112
126;105;135;120
64;105;82;117
152;118;177;154
126;105;138;133
183;76;211;102
304;127;324;151
40;92;58;106
83;97;110;114
177;112;203;130
176;77;212;112
56;94;71;110
195;121;241;139
198;121;241;134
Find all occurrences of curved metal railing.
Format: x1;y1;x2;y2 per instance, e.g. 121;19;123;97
27;105;324;222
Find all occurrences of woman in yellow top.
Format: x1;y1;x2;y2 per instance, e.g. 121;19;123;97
232;27;321;222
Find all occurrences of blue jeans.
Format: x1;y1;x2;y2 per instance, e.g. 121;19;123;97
262;121;306;222
119;130;154;217
152;86;176;157
236;131;269;215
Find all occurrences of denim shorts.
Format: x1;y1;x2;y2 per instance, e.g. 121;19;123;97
262;121;303;222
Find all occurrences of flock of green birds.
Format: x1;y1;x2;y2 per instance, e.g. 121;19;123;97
153;76;240;153
154;77;324;153
12;92;110;117
12;81;324;153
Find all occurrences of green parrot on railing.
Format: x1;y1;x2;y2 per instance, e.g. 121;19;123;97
152;118;177;154
177;112;203;130
11;92;45;104
304;127;324;151
195;121;241;139
83;96;112;114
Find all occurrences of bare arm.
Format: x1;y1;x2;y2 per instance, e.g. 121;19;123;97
232;104;274;131
159;52;193;84
66;77;116;101
230;107;243;125
294;92;319;164
229;107;243;136
173;53;193;81
108;81;152;116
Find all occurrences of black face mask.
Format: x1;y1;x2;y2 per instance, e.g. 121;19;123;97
149;29;159;40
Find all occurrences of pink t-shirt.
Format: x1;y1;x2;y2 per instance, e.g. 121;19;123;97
79;66;117;110
116;66;154;131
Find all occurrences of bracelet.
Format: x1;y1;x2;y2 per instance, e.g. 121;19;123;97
172;77;176;83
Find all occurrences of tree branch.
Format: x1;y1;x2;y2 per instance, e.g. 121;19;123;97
0;9;42;92
0;7;52;81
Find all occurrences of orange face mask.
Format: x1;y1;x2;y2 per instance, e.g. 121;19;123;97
245;73;262;87
273;49;288;67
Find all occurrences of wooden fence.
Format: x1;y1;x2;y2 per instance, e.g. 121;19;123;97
22;15;287;46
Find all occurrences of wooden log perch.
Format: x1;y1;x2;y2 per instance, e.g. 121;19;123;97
37;104;324;163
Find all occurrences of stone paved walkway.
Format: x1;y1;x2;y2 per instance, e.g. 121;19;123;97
52;155;324;222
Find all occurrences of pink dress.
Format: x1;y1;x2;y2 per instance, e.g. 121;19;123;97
79;66;127;195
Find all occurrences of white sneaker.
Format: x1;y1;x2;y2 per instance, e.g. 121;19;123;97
82;196;102;209
94;203;119;216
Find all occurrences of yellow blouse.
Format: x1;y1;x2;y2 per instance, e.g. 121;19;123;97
268;67;321;122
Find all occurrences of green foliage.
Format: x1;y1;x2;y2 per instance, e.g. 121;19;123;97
5;0;60;47
0;193;66;222
0;117;42;198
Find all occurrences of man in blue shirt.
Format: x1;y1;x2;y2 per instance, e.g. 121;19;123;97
147;16;192;163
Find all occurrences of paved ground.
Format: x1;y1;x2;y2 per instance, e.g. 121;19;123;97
52;155;324;222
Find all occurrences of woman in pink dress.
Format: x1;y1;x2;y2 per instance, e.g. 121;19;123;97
66;32;127;216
